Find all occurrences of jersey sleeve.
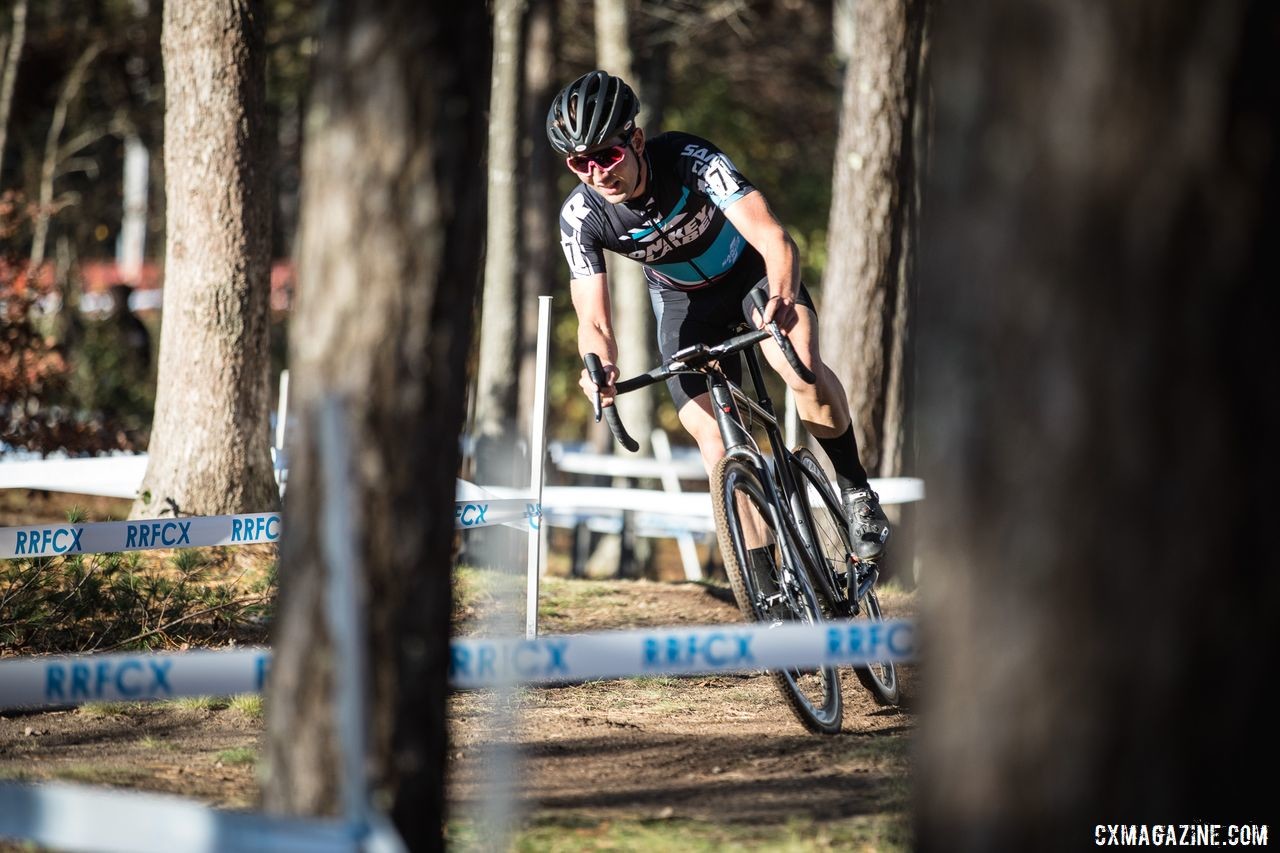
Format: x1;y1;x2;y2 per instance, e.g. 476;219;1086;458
670;133;755;210
558;190;606;279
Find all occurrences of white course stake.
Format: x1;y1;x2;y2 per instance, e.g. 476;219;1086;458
526;296;552;639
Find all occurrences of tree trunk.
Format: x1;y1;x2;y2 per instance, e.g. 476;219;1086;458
263;3;488;850
596;0;654;456
915;2;1279;849
0;0;27;175
133;1;275;519
517;0;558;441
819;0;925;477
474;0;525;478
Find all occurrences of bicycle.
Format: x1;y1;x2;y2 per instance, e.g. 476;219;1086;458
584;289;900;734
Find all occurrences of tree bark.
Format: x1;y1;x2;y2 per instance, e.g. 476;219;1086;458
470;0;526;573
596;0;654;456
915;2;1279;848
132;0;276;519
474;0;526;476
819;0;925;477
517;0;559;441
0;0;27;176
263;2;488;850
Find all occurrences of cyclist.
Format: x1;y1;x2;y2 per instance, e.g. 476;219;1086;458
548;70;889;561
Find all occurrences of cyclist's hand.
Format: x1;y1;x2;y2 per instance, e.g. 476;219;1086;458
580;362;619;408
758;292;799;333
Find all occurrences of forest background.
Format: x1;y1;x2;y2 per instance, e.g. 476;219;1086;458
1;0;877;464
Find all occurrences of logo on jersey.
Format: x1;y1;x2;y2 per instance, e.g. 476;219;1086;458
625;205;716;263
680;145;743;203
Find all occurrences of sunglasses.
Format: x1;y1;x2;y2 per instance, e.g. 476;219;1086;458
566;133;633;174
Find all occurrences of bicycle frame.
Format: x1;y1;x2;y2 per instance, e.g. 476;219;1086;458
707;344;851;618
586;307;855;617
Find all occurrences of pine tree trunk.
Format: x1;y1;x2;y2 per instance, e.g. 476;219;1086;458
596;0;654;456
819;0;925;477
262;3;488;849
133;0;276;518
518;0;559;440
474;0;525;471
915;2;1279;848
470;0;527;571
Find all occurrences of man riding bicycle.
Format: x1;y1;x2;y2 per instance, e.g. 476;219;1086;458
548;70;889;560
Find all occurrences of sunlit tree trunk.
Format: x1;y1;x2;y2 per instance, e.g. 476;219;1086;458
517;0;558;440
595;0;654;456
819;0;926;479
474;0;525;483
470;0;526;570
132;0;276;518
263;2;488;849
915;2;1278;849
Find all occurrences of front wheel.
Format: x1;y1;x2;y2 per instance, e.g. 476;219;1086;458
710;456;843;734
791;448;900;707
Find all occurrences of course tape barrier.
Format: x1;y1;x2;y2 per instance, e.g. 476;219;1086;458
0;499;539;560
0;618;914;711
0;780;404;853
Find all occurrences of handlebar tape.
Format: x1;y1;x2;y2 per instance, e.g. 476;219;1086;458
583;353;640;452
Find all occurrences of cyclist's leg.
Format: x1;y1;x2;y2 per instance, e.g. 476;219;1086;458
743;281;887;556
676;393;726;472
651;279;745;473
651;282;771;553
743;280;851;442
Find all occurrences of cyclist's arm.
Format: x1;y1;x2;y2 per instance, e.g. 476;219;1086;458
570;272;620;405
723;190;801;329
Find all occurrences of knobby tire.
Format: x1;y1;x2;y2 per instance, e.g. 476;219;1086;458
710;456;843;734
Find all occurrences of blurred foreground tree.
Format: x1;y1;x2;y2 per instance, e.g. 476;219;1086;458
132;0;277;518
915;2;1278;848
263;2;488;848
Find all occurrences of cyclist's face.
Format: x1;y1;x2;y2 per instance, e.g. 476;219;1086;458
569;129;644;203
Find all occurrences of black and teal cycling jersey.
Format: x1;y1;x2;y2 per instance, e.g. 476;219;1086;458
557;131;764;291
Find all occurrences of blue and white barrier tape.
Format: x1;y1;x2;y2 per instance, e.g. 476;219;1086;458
0;781;404;853
0;499;538;560
0;619;914;711
0;513;283;559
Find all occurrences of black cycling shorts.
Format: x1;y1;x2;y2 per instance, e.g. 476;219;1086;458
648;276;816;411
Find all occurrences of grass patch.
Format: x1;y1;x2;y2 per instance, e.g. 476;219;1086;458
137;735;182;752
166;696;230;713
446;813;912;852
76;701;147;719
0;542;276;654
214;747;257;766
228;693;264;719
55;764;152;787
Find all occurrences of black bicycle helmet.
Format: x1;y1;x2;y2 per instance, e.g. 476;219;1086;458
546;70;640;154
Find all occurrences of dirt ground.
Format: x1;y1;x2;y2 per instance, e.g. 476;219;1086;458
1;490;917;849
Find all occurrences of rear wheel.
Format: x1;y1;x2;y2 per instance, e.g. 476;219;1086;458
791;448;900;706
710;456;843;734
